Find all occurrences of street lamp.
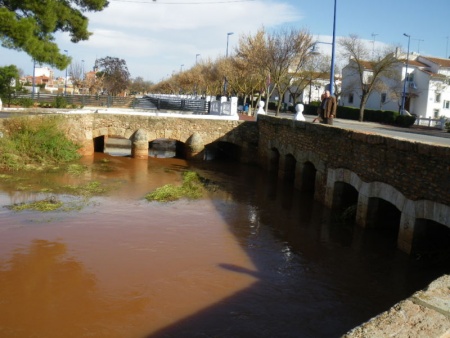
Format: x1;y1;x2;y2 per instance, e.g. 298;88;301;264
226;32;234;57
32;59;36;99
64;49;69;95
330;0;337;96
400;33;411;115
310;0;337;98
180;64;184;72
196;54;200;64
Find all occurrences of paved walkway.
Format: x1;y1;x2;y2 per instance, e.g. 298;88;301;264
238;112;450;147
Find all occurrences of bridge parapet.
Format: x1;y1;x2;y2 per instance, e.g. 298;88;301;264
257;115;449;254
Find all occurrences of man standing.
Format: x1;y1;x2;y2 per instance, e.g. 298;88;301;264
320;90;336;125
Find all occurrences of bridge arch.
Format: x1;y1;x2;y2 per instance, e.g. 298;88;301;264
326;168;450;253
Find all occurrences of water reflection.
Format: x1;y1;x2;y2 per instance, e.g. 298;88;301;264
0;239;149;338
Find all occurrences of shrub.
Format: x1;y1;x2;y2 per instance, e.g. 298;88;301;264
395;114;416;127
18;97;34;108
54;95;68;108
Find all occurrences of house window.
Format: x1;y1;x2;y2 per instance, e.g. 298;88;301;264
406;73;414;82
434;109;440;118
443;100;450;109
435;93;441;103
381;93;387;104
348;93;354;104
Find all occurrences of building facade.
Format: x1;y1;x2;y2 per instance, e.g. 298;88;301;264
341;52;450;118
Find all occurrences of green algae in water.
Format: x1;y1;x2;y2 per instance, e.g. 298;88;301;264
145;171;204;202
10;198;63;212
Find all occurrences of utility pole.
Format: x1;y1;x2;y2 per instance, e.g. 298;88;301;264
371;33;378;60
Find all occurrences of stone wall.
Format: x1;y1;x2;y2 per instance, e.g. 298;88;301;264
257;115;450;207
0;113;259;163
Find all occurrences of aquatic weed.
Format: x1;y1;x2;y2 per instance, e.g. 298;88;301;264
145;171;204;202
10;197;63;212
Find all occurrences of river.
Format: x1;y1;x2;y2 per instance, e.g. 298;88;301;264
0;153;448;338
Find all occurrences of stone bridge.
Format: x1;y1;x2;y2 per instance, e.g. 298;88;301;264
0;112;448;255
257;115;449;255
59;113;259;162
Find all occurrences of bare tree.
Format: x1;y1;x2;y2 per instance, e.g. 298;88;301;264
265;27;313;115
68;61;83;94
339;35;400;121
235;28;270;108
129;77;153;95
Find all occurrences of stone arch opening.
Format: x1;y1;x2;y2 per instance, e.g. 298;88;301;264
411;219;450;262
268;148;280;173
332;182;358;214
328;182;358;246
366;197;401;246
283;154;296;182
93;135;132;156
300;161;316;194
93;135;105;153
149;138;185;159
204;141;241;161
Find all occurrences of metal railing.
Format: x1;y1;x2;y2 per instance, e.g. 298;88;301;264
14;93;134;108
145;95;209;114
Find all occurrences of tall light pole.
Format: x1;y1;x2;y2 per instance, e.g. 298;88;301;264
196;54;200;64
224;32;234;96
81;60;85;94
180;64;184;72
330;0;337;96
64;49;69;95
226;32;234;57
32;59;36;99
401;33;411;115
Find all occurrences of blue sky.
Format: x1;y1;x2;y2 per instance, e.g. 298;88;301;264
1;0;449;83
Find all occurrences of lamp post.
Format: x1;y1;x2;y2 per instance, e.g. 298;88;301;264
330;0;337;96
180;64;184;72
224;32;234;96
196;54;200;64
64;49;69;95
400;33;411;115
32;59;36;99
226;32;234;57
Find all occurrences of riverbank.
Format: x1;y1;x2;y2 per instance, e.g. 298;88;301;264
344;274;450;337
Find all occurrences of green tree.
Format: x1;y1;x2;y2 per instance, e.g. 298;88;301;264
0;0;109;70
95;57;130;96
0;65;20;106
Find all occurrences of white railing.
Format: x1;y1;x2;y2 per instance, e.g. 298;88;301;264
415;116;448;130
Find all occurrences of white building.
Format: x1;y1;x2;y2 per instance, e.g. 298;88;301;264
270;72;341;106
341;52;450;118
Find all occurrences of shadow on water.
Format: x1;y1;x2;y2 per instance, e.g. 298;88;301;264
144;161;449;338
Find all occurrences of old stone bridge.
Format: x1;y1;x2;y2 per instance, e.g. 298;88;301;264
1;112;449;255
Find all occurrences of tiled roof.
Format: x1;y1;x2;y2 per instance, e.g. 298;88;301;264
421;56;450;67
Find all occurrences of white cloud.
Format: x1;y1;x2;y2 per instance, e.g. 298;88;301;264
75;0;303;81
1;0;305;82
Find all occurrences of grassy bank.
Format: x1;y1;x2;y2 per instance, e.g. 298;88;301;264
0;115;81;170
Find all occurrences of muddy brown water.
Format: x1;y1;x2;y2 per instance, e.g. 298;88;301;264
0;153;448;338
